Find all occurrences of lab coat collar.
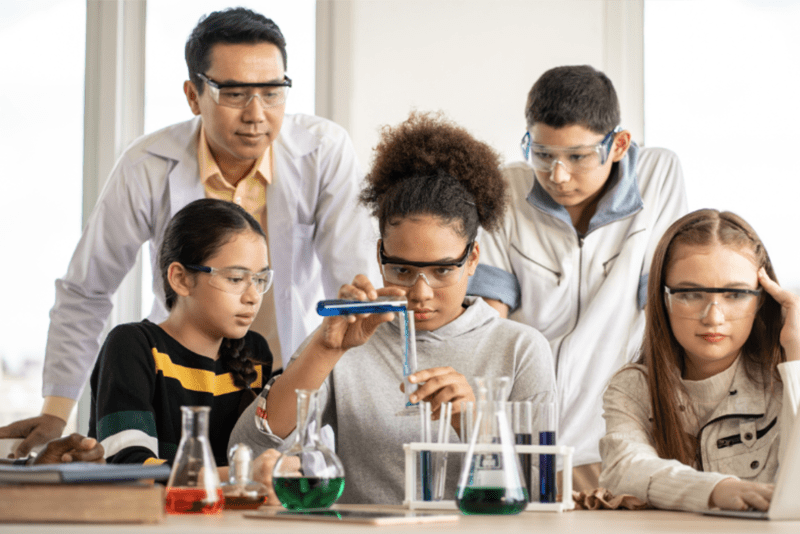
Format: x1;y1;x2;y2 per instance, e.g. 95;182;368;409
145;114;321;164
144;115;322;218
526;141;644;236
146;116;202;162
145;117;204;219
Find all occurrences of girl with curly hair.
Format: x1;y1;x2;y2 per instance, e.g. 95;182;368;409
600;209;800;512
232;112;556;505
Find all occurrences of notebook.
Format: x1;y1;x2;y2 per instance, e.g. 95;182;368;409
703;406;800;520
0;462;172;484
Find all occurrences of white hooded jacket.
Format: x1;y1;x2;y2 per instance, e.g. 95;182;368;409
469;143;687;466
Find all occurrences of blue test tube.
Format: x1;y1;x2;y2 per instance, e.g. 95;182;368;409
419;402;432;501
539;402;557;503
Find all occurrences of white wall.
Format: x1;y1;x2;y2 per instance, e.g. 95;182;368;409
319;0;643;171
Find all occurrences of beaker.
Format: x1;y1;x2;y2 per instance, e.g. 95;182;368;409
272;389;345;510
456;377;527;515
221;443;269;509
165;406;223;514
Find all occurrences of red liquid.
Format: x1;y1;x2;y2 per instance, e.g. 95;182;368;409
165;487;224;515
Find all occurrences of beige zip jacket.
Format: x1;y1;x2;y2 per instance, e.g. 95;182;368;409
600;360;800;511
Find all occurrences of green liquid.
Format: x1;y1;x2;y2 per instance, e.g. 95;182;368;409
273;477;345;510
456;486;528;515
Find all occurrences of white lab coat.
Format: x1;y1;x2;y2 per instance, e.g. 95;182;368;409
44;114;379;400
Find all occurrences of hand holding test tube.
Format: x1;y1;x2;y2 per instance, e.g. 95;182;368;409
317;296;417;417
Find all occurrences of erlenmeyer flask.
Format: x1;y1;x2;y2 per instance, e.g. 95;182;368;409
272;389;345;510
221;443;269;509
165;406;223;514
456;377;527;514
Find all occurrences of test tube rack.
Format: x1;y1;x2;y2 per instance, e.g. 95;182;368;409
402;442;575;512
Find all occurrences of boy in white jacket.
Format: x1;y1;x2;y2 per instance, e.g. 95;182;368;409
468;65;687;489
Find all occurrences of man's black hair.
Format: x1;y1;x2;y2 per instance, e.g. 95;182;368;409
185;7;287;94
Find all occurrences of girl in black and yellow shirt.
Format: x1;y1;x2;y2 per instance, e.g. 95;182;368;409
88;199;273;471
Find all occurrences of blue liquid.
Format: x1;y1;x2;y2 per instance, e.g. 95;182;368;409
539;431;556;503
419;450;432;501
317;299;406;316
400;309;418;406
515;433;532;501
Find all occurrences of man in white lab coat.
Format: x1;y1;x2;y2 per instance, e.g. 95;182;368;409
0;7;378;456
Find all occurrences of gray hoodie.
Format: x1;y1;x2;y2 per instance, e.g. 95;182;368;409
229;297;556;504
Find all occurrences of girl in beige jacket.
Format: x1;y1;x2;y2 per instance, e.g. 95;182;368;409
599;209;800;512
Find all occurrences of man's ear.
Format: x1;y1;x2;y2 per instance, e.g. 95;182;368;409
610;130;633;163
184;80;202;116
167;262;194;298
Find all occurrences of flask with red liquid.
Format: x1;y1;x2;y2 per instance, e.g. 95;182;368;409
165;406;223;514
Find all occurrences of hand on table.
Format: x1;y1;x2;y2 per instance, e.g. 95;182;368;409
709;478;773;511
0;414;66;458
34;433;105;465
758;268;800;360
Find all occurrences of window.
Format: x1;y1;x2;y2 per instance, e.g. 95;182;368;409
645;0;800;291
0;0;85;428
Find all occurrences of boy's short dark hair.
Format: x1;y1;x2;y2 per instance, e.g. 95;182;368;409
525;65;620;134
185;7;287;95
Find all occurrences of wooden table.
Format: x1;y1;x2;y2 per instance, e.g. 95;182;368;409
1;505;798;533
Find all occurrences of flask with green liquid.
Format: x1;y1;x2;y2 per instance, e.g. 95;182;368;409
272;389;345;510
456;377;527;515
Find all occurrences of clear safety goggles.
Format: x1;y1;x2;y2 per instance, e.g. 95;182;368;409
664;287;761;320
379;241;474;289
197;73;292;109
185;264;274;295
520;127;621;174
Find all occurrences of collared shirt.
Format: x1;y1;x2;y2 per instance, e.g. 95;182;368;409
198;126;271;229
